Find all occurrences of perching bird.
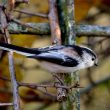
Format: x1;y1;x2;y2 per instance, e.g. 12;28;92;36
0;42;98;73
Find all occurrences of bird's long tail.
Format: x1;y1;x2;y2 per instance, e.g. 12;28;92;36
0;42;40;56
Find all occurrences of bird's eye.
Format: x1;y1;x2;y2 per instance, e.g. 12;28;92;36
92;58;95;61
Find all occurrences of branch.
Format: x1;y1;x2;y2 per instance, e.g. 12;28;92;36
57;0;80;110
48;0;66;102
0;76;82;90
0;103;13;106
15;0;29;3
0;75;109;101
0;5;20;110
80;76;110;95
0;23;110;36
76;25;110;36
14;9;48;18
7;22;50;35
48;0;61;45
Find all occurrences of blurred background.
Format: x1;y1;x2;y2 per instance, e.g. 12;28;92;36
0;0;110;110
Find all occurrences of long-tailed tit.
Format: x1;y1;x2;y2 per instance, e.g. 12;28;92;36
0;42;98;73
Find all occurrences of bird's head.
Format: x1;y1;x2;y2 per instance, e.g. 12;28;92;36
80;46;98;68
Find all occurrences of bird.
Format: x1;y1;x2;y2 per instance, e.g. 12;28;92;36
0;42;98;73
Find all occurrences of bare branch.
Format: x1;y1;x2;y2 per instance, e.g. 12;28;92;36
49;0;61;45
16;0;29;3
7;22;50;35
0;23;110;36
80;76;110;95
0;103;13;106
0;6;20;110
0;76;82;90
76;25;110;36
48;0;67;102
14;9;48;18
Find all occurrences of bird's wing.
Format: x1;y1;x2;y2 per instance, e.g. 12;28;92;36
34;45;81;58
32;45;65;52
28;51;79;67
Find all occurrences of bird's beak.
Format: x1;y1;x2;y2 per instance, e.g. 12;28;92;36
94;59;98;66
95;63;98;66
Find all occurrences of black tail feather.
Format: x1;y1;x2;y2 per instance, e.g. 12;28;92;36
0;42;40;56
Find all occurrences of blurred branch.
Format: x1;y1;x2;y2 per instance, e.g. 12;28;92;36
0;103;13;106
0;3;20;110
0;23;110;36
0;75;82;103
0;76;82;90
11;19;42;30
1;5;48;19
14;9;48;18
0;87;11;94
37;103;52;110
18;82;76;89
48;0;61;45
0;76;57;101
20;89;57;102
82;37;109;46
76;25;110;36
0;75;110;102
15;0;29;3
80;76;110;95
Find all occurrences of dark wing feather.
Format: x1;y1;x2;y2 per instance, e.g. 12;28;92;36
28;52;79;67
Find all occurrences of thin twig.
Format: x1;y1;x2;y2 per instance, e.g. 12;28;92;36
0;76;82;89
11;19;39;30
0;76;57;101
16;0;29;3
82;37;109;46
18;82;81;90
0;76;11;82
52;74;64;85
14;9;48;18
80;76;110;94
0;103;13;106
37;103;52;110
